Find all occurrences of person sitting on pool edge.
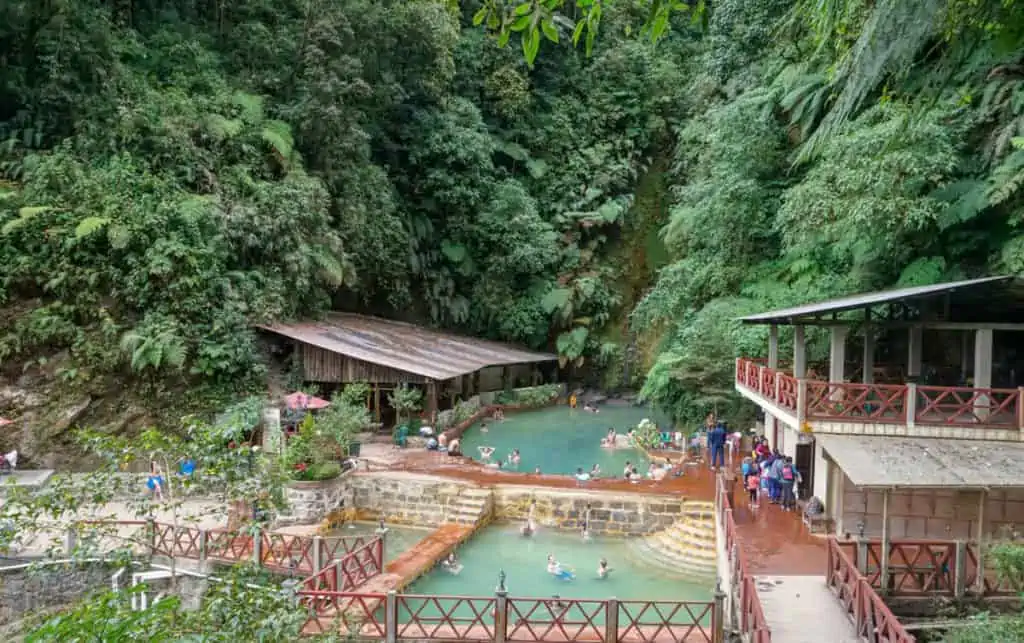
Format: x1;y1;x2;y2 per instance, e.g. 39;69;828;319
575;467;590;483
447;435;461;456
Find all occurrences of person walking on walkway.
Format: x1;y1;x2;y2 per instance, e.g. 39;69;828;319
780;456;800;511
708;422;726;470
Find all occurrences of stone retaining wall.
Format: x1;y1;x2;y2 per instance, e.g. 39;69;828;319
346;474;474;526
0;561;118;625
279;469;355;525
492;486;683;536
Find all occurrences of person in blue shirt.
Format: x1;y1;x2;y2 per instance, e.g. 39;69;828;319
708;422;727;470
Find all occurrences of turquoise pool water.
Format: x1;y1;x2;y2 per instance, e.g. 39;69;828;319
326;522;430;565
407;523;710;603
459;405;671;476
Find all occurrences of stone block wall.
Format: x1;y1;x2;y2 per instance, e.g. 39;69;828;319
346;473;475;526
279;471;353;525
838;473;1024;540
0;561;117;625
492;486;683;536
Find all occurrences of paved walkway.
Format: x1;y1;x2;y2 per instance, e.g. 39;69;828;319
755;575;859;643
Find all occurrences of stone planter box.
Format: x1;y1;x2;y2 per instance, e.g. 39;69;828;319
279;469;353;526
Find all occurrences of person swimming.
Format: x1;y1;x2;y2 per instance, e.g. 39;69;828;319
508;449;521;466
521;499;537;536
547;554;575;581
481;422;489;434
589;464;600;478
441;551;463;575
597;558;611;579
478;446;496;461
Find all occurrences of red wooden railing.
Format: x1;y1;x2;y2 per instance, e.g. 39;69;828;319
914;386;1019;427
298;591;717;642
735;357;1024;430
805;380;907;422
716;475;771;643
837;539;1018;598
825;538;915;643
302;536;384;593
84;520;378;579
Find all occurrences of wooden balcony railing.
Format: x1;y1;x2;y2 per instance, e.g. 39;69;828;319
735;358;1024;431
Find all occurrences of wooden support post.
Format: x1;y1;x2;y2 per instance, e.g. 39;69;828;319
312;535;323;574
881;489;891;594
473;370;482;396
495;589;509;643
975;489;987;594
954;540;967;598
198;529;207;563
501;365;511;392
604;597;618;643
712;582;725;643
426;381;438;424
385;590;398;643
253;530;263;567
374;384;382;425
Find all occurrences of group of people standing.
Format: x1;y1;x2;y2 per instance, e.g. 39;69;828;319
742;438;802;512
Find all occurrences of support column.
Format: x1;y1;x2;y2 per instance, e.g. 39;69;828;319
374;384;382;425
768;325;779;369
881;489;891;594
793;326;807;379
501;365;512;392
829;326;848;401
975;490;987;594
974;328;994;420
426;381;439;424
862;327;875;384
907;326;923;380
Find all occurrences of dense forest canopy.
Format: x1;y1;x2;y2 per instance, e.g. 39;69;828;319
1;0;1024;434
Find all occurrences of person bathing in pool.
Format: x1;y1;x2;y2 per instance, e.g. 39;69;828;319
597;558;611;579
478;445;496;462
547;554;575;581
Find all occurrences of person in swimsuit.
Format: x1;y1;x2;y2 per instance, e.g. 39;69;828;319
597;558;611;579
546;554;575;580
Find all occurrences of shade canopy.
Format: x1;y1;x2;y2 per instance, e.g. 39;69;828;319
260;313;557;381
738;276;1020;325
284;392;331;411
818;434;1024;489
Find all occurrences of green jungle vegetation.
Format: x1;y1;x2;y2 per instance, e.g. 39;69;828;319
4;1;1024;638
2;0;1024;444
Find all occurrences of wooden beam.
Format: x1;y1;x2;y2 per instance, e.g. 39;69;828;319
374;384;381;424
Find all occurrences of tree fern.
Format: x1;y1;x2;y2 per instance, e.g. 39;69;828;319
988;149;1024;206
74;216;110;239
261;120;296;166
2;205;52;234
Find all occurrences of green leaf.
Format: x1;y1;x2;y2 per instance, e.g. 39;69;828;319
18;206;51;218
541;20;559;43
472;7;488;26
74;216;111;239
511;15;531;32
572;20;585;45
440;240;468;263
498;30;511;47
515;2;533;15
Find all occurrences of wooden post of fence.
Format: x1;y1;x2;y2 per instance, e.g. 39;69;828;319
312;535;322;573
146;518;156;557
385;590;398;643
856;538;868;575
713;581;726;643
252;529;262;567
954;540;967;598
198;529;207;563
906;383;917;428
604;598;618;643
495;589;508;643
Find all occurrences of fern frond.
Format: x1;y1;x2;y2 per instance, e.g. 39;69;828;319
74;216;111;239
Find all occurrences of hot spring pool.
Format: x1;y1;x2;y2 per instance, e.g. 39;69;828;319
326;522;431;565
459;405;671;476
407;523;711;604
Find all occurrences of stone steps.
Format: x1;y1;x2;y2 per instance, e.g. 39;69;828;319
624;538;718;581
444;488;493;526
622;505;718;582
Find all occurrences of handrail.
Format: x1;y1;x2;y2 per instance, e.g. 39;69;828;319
826;537;915;643
716;474;771;642
735;357;1024;430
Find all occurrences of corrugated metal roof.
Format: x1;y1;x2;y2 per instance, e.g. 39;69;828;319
818;434;1024;488
739;276;1013;324
259;314;556;381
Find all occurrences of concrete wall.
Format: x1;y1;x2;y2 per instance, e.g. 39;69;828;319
492;486;683;536
837;474;1024;540
347;473;473;527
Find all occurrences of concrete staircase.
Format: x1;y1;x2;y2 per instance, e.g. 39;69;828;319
625;500;717;581
444;487;493;526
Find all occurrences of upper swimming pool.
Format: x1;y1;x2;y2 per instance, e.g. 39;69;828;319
457;404;671;476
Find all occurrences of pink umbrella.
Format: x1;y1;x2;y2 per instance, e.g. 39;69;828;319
284;392;331;411
0;417;12;426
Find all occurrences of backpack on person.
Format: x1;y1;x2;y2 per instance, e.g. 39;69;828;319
782;464;794;481
746;473;759;490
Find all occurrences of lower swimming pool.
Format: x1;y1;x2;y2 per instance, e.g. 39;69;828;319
458;405;671;476
407;523;711;603
326;521;431;565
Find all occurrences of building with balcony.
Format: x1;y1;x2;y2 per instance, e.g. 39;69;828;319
734;275;1024;548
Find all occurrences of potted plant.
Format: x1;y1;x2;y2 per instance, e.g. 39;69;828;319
284;384;371;481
